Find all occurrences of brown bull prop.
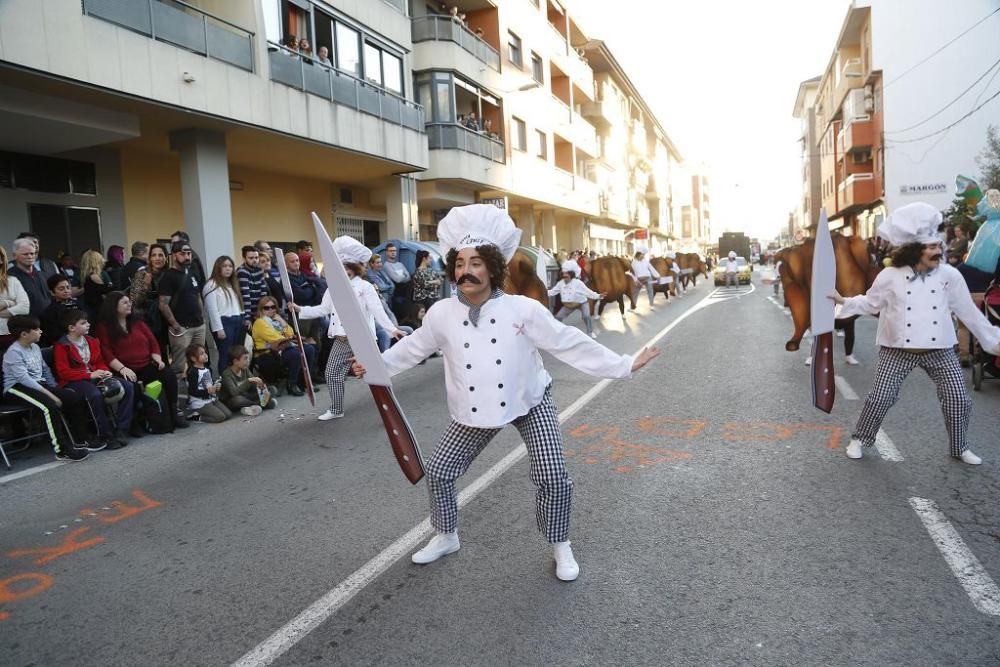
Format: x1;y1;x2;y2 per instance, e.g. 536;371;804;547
675;253;709;288
504;248;550;308
584;256;638;316
650;257;677;299
776;234;878;351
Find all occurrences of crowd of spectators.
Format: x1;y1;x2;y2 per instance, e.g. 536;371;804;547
0;231;450;463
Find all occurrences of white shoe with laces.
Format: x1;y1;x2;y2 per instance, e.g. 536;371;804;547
845;354;860;365
804;357;812;366
553;541;579;581
590;331;598;339
846;440;864;459
318;409;344;421
412;532;460;564
240;405;263;417
959;450;983;465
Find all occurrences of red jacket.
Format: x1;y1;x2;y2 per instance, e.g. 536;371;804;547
53;335;110;386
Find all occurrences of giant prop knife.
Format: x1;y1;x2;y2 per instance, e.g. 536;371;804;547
311;212;425;484
810;208;837;413
274;246;315;406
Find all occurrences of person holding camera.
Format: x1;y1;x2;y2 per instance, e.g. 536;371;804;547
53;308;136;450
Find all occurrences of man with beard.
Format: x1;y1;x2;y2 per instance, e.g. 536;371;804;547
831;203;1000;464
158;241;206;378
352;204;659;581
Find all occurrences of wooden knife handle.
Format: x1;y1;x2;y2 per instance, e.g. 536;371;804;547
811;331;835;414
370;385;425;484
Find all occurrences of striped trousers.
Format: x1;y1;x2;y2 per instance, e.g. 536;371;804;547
425;388;573;543
853;347;972;456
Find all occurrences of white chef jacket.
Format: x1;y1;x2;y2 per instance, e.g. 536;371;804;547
839;264;1000;354
382;294;634;428
631;259;660;281
725;259;738;274
547;278;601;304
298;275;395;339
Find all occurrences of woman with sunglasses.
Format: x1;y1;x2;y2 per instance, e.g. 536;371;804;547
250;296;315;396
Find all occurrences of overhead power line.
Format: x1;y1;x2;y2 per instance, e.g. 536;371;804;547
883;6;1000;90
884;54;1000;134
884;86;1000;144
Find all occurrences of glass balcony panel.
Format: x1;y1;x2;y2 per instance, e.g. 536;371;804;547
152;2;207;55
207;22;252;71
303;64;332;99
269;51;302;88
83;0;151;33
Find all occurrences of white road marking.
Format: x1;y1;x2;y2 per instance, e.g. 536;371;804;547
231;285;723;667
874;429;904;462
834;375;859;400
909;497;1000;616
0;461;64;484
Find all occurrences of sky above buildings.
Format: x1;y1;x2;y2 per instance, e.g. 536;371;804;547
576;0;849;241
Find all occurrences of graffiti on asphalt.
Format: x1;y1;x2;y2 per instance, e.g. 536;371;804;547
566;417;844;472
1;489;162;622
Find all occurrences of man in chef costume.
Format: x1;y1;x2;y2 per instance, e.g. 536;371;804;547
548;260;605;339
294;236;405;421
724;251;739;288
631;246;660;307
831;202;1000;464
354;204;659;581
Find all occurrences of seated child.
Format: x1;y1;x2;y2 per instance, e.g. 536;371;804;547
53;308;135;449
2;315;95;461
184;343;231;423
220;344;276;416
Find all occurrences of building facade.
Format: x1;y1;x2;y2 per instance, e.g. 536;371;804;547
1;0;686;265
799;0;999;240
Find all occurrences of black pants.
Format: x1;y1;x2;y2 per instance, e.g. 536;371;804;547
5;384;88;454
133;363;179;418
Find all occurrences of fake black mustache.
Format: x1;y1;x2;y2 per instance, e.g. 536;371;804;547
930;254;943;261
457;274;482;285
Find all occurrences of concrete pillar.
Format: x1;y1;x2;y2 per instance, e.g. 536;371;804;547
384;175;419;241
168;128;234;262
540;209;557;253
517;205;536;246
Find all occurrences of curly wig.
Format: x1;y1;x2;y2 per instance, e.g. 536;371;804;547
445;244;508;291
889;242;928;269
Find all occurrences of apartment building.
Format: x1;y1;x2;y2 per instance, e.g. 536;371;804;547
0;0;428;263
410;0;681;256
792;76;822;235
801;0;999;240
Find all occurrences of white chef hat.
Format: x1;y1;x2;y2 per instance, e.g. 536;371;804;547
728;251;736;259
561;260;580;276
333;235;372;265
878;202;943;246
665;251;676;259
635;243;649;255
437;204;522;261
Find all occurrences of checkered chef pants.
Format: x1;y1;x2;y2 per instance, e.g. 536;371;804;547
425;388;573;543
853;346;972;456
324;337;354;415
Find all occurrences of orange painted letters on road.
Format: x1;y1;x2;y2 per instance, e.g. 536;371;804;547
6;527;105;565
83;489;162;524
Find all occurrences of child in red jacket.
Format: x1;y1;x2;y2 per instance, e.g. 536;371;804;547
53;309;135;449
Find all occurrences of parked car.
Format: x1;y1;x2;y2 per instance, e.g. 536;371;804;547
714;256;752;285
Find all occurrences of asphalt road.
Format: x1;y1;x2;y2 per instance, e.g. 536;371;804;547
2;274;999;666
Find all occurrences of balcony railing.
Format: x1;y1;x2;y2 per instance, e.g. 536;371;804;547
553;167;575;192
82;0;254;72
267;44;424;132
426;122;505;163
411;16;500;72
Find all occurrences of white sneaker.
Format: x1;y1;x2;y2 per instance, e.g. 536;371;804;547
412;532;460;564
959;450;983;465
590;331;598;339
845;355;860;365
240;405;263;417
836;330;845;337
553;541;579;581
846;440;864;459
318;409;344;421
804;356;812;366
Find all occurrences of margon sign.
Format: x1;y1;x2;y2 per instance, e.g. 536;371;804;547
899;183;947;195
